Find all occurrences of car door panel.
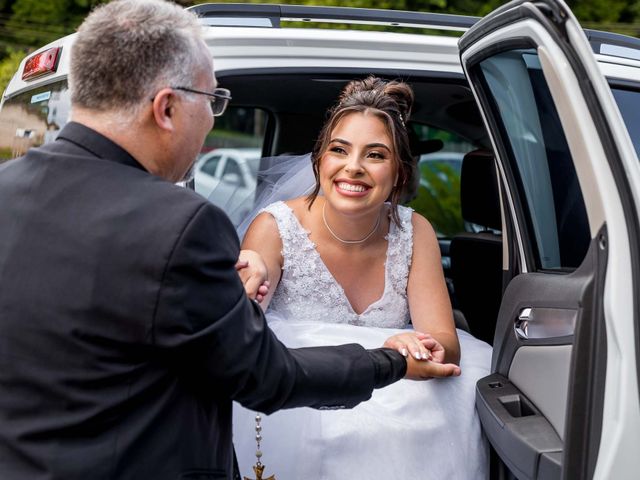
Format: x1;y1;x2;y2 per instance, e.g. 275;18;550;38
477;235;602;479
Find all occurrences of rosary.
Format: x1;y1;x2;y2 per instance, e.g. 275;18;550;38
243;413;276;480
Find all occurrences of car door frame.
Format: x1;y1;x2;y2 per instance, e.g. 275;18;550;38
458;0;640;478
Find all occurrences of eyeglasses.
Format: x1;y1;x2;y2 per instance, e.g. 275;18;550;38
172;86;232;117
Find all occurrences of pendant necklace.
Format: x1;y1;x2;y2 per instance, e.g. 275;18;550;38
322;202;381;244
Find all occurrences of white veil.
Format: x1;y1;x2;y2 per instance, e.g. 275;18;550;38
209;153;316;240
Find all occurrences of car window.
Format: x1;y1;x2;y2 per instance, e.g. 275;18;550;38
0;81;70;162
222;157;245;188
611;86;640;160
406;124;476;238
202;106;267;152
476;48;590;270
200;155;222;176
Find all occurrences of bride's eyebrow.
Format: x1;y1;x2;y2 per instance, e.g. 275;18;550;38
329;138;391;151
365;143;391;151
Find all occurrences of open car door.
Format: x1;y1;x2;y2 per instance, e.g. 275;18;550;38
459;0;640;478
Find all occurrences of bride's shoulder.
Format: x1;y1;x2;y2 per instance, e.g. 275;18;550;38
283;196;307;208
409;211;438;244
244;210;281;244
283;197;312;218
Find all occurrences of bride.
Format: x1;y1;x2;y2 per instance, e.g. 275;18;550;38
232;77;492;479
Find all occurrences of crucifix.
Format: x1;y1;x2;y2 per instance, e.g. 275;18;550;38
244;463;275;480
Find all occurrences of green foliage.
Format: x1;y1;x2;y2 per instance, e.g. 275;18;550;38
0;48;25;96
408;162;464;238
0;0;108;57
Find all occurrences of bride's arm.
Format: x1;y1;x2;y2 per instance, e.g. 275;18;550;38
239;212;284;311
407;212;461;365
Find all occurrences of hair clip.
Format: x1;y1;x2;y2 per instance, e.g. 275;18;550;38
398;113;405;127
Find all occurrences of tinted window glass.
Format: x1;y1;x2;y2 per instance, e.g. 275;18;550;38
193;107;267;217
407;124;476;238
0;81;70;162
612;87;640;159
477;49;590;270
222;158;245;188
203;107;267;151
201;155;221;176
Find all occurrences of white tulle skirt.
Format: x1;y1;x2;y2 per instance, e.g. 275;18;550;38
233;316;492;480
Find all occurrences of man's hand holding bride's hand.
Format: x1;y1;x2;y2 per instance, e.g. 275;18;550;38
404;354;461;380
383;331;460;380
236;249;270;303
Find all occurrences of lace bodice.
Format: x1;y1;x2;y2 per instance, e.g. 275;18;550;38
264;201;413;328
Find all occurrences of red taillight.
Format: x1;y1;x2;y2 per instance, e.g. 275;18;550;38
22;47;62;81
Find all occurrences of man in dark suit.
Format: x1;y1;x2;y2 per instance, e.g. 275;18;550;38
0;1;460;479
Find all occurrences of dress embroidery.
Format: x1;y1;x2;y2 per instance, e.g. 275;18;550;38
264;201;413;328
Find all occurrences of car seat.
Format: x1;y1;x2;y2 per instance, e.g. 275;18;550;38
449;149;502;345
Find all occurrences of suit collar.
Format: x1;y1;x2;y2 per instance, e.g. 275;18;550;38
57;122;147;172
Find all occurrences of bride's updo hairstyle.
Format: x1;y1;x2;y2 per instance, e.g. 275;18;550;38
307;76;415;227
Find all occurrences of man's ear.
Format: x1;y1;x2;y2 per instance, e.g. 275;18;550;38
151;88;178;132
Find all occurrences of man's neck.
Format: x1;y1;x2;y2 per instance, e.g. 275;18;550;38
70;108;167;179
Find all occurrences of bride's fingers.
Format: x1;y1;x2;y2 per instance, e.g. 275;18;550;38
408;339;431;361
382;338;409;357
420;338;438;350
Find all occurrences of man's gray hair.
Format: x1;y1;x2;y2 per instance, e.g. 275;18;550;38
70;0;205;113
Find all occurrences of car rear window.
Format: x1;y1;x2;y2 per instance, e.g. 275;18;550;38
0;81;70;162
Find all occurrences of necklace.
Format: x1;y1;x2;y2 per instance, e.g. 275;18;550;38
322;202;381;244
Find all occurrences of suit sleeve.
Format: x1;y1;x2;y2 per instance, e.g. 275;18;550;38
152;202;376;413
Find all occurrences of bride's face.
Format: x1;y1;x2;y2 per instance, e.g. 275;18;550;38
320;112;397;215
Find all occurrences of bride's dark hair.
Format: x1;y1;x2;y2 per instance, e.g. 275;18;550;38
306;76;416;227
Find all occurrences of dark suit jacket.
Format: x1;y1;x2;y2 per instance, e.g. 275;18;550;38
0;123;378;479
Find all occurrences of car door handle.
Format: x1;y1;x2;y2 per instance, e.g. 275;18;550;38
514;307;576;339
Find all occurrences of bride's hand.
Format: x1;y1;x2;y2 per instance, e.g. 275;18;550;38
236;249;270;303
416;333;446;364
383;331;433;361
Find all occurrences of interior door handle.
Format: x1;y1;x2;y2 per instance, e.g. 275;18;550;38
514;307;576;340
514;308;531;338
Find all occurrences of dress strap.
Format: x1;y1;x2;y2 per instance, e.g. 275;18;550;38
385;205;414;293
260;201;315;269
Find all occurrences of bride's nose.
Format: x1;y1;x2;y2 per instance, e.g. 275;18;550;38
344;154;364;175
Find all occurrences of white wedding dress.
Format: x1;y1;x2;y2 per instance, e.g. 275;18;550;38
233;201;492;479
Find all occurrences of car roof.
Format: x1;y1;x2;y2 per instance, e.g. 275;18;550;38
5;4;640;102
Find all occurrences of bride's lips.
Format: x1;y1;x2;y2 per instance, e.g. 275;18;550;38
334;179;371;197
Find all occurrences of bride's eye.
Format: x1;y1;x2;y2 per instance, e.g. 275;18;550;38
368;151;386;160
329;146;347;155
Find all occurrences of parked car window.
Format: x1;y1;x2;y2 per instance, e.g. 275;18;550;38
200;154;221;177
612;87;640;160
0;81;70;162
477;48;590;270
221;157;245;188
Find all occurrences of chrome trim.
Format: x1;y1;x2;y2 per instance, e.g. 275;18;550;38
514;307;577;339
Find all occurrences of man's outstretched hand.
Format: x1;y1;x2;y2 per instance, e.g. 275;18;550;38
404;354;461;380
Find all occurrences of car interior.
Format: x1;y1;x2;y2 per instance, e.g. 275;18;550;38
211;69;501;343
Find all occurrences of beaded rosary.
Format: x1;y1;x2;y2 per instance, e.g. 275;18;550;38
243;413;275;480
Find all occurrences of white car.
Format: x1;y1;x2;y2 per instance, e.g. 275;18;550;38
2;1;640;478
193;147;261;224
